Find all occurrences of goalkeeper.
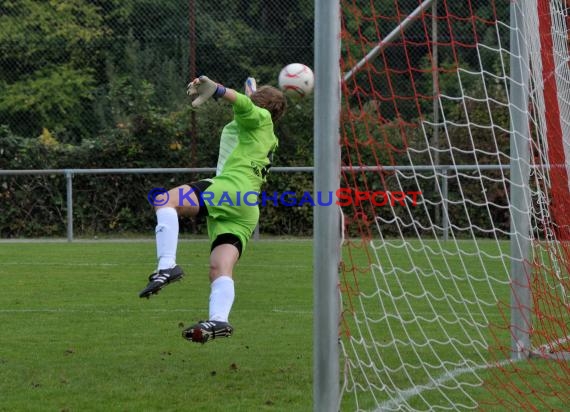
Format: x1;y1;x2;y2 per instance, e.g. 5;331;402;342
138;75;287;344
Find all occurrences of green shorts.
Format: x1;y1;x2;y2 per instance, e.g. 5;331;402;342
191;178;259;254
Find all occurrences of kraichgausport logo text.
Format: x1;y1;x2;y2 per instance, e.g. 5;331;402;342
148;187;422;207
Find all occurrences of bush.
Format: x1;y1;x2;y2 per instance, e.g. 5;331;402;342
0;94;316;238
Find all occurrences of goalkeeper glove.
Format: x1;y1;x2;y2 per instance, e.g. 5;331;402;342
187;76;226;107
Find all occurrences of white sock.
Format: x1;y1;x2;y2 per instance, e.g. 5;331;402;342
209;276;235;322
155;207;179;270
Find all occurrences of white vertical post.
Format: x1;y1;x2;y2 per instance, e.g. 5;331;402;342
441;167;449;241
314;0;341;410
509;0;532;360
65;170;74;242
432;0;441;232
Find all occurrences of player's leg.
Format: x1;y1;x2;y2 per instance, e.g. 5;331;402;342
139;181;209;298
182;235;242;343
208;241;240;321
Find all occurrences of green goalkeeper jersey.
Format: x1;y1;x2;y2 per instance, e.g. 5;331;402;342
213;92;278;192
203;92;278;251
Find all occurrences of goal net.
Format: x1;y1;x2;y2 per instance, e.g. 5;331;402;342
338;0;570;410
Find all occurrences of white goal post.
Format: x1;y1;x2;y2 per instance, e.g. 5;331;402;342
313;0;341;411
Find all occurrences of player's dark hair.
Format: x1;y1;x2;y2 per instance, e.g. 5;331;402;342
251;86;287;123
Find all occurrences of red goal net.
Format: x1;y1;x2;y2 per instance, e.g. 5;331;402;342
338;1;570;409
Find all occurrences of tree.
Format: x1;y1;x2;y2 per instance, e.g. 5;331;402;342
0;0;106;140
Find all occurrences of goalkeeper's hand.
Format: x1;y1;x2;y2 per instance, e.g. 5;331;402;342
187;76;226;107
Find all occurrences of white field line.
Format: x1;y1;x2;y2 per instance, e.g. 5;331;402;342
2;262;310;269
536;335;570;352
2;262;120;266
0;307;500;319
0;307;312;314
373;334;570;411
0;238;313;244
373;358;513;412
0;308;196;314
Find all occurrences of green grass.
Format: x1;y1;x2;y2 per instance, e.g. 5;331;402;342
0;240;313;412
1;239;568;411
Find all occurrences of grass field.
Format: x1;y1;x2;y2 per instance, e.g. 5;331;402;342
0;240;313;412
2;239;569;411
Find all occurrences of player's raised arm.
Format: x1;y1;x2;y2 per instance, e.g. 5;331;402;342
187;75;237;106
187;75;286;128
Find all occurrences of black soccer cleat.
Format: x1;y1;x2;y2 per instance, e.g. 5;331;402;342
138;265;184;298
182;320;234;344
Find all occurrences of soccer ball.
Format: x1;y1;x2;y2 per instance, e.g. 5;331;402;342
278;63;314;99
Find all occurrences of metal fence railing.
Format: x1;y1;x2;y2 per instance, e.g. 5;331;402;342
0;165;509;241
0;167;313;241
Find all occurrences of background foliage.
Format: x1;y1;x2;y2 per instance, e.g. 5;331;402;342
0;0;314;237
0;1;508;238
